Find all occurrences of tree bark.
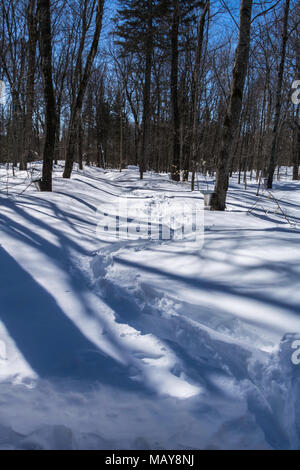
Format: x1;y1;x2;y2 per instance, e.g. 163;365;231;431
211;0;253;210
21;0;38;171
63;0;105;179
266;0;290;189
189;0;209;188
140;0;153;179
38;0;56;192
293;28;300;180
170;0;181;182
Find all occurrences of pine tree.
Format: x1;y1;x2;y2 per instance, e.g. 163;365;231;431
115;0;205;181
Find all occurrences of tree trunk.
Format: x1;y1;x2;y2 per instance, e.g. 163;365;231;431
78;119;83;170
266;0;290;189
63;0;105;179
140;0;153;180
170;0;181;182
293;30;300;180
38;0;56;192
21;0;37;171
211;0;253;211
189;0;209;188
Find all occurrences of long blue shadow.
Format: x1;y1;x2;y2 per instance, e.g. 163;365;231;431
0;245;147;392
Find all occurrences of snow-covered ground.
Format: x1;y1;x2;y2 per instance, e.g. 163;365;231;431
0;163;300;450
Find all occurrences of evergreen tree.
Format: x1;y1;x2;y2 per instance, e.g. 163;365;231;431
115;0;205;180
115;0;158;179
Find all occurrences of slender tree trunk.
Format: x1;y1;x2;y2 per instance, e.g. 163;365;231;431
211;0;253;210
63;0;105;179
140;0;153;179
119;100;124;171
21;0;37;171
78;119;83;170
293;32;300;180
189;0;209;188
170;0;181;182
54;108;61;165
38;0;56;192
266;0;290;189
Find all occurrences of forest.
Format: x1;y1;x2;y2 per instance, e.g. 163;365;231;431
0;0;299;208
1;0;300;453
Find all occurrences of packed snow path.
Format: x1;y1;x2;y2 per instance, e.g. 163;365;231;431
0;164;300;449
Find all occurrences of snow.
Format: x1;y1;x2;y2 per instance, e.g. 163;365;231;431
0;163;300;449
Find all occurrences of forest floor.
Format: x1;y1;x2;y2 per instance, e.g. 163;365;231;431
0;163;300;450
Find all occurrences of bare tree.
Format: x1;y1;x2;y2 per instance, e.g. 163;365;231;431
170;0;181;182
63;0;105;179
211;0;253;211
140;0;153;179
37;0;56;191
21;0;38;171
266;0;290;188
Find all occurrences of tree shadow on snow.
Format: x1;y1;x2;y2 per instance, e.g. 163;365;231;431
0;203;150;394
